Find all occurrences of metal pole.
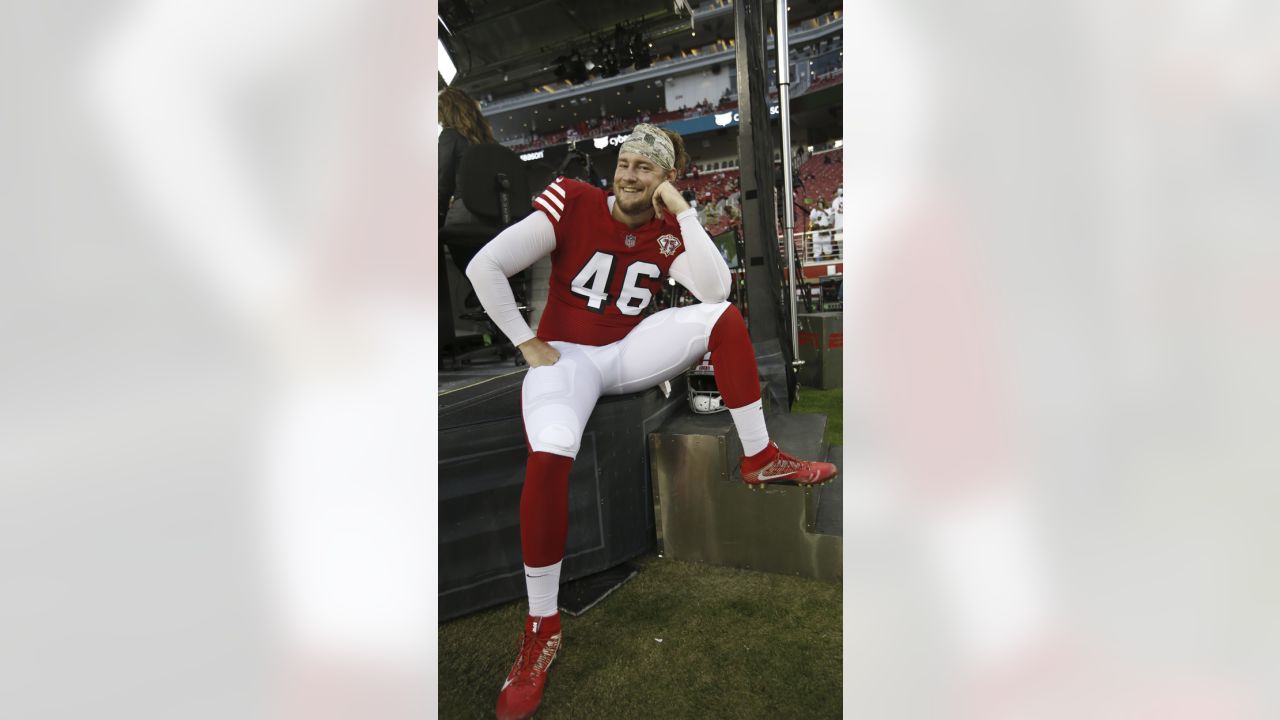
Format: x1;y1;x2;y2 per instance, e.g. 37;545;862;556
775;0;799;362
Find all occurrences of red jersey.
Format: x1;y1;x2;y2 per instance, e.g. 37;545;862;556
532;177;688;346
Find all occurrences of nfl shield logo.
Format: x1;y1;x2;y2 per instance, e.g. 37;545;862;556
625;234;637;248
656;233;682;256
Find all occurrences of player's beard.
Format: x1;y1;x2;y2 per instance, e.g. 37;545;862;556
613;182;654;217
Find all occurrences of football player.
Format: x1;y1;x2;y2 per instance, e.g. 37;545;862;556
466;123;837;720
810;197;833;261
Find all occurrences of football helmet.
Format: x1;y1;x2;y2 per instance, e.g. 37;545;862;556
687;353;727;414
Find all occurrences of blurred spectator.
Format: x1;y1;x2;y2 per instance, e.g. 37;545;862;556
438;86;497;272
829;186;844;249
810;198;833;260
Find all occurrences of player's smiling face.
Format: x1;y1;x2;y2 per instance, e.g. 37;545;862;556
613;151;672;218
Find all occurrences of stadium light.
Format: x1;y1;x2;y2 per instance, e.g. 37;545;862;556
594;40;620;78
568;51;589;83
632;33;652;69
555;49;589;84
438;38;457;85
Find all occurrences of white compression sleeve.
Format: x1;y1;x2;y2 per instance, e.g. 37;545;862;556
669;208;732;303
464;211;557;347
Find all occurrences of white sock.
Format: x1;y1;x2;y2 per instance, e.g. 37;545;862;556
524;560;562;617
729;399;770;456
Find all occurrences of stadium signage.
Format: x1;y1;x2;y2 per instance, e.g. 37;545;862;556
714;105;781;127
533;107;786;156
591;134;631;149
520;150;545;161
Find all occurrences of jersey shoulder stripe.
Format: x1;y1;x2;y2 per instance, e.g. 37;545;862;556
531;177;599;228
534;195;562;221
541;188;565;211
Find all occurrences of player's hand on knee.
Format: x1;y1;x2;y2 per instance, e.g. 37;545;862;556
518;338;561;367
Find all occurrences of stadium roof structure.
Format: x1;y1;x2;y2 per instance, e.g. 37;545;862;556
439;0;841;143
439;0;678;97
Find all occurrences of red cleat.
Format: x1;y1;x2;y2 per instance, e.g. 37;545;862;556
740;442;838;488
495;613;562;720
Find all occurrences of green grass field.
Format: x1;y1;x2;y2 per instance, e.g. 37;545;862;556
794;385;842;447
438;554;842;719
438;386;843;719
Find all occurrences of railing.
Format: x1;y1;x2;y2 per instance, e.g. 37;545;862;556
699;222;844;268
779;229;843;267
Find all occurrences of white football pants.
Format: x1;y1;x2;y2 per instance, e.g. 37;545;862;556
522;301;733;458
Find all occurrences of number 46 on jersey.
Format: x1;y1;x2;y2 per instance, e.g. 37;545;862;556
570;252;661;316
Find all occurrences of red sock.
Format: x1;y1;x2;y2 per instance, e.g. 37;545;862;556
741;443;780;469
520;451;574;568
708;304;762;409
528;613;562;633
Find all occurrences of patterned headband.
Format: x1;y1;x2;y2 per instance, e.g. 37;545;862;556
619;123;675;170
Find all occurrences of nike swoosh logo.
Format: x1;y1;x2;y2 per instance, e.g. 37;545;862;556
756;472;795;481
502;678;512;691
